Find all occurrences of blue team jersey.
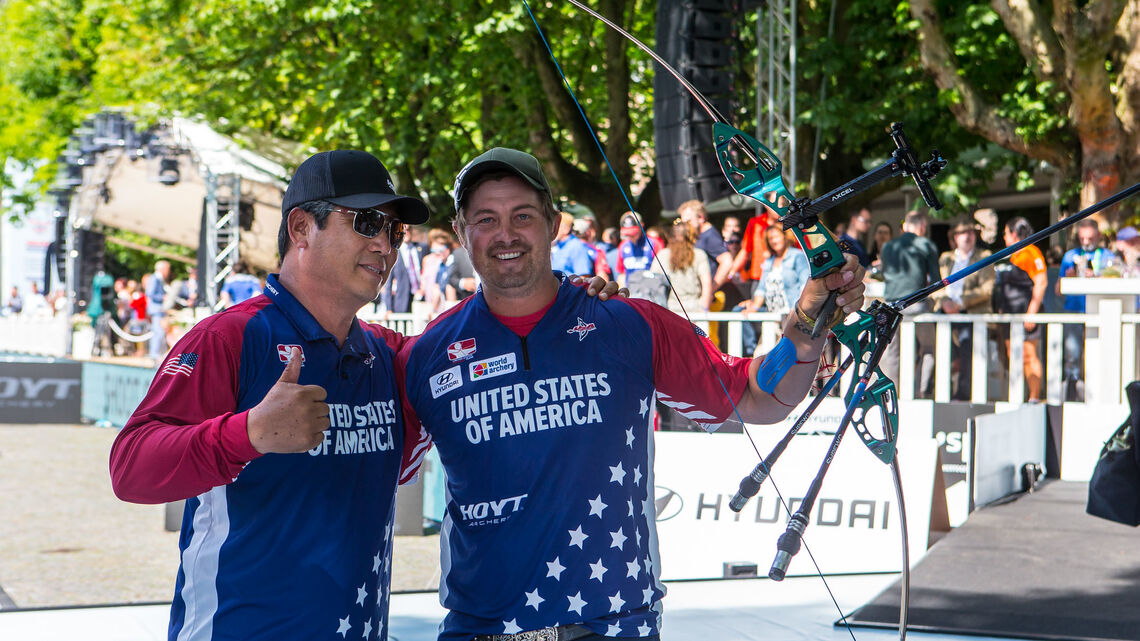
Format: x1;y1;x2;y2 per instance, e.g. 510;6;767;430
122;274;409;641
618;237;659;276
397;275;752;639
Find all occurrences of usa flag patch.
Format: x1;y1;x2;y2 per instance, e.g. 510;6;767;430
161;353;199;377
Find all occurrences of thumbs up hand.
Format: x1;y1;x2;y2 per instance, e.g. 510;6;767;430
247;347;330;454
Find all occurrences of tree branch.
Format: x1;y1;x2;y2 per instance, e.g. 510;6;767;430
602;0;632;186
521;29;606;171
1053;0;1127;204
910;0;1074;171
1113;1;1140;186
989;0;1067;90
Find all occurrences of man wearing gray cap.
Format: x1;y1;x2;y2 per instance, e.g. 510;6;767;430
111;149;429;641
397;147;865;640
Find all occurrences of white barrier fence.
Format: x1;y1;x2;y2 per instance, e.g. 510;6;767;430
4;304;1136;406
360;306;1140;406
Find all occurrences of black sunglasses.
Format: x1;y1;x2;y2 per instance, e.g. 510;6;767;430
334;207;406;248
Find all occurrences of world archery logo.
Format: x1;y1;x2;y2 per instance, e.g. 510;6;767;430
566;317;597;341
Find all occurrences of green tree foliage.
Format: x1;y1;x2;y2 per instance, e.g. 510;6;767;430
3;0;1137;232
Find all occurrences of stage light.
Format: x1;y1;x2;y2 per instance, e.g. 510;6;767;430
157;156;181;185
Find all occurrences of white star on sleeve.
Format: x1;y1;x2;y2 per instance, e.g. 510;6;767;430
626;427;635;448
362;619;373;639
547;556;566;580
356;583;368;606
588;559;608;582
638;623;653;636
639;397;649;418
587;494;607;518
609;527;627;550
568;525;589;549
633;465;642;487
608;591;626;613
644;555;653;574
525;588;545;610
567;591;587;615
627;498;635;517
609;462;626;484
635;528;642;547
606;623;623;636
503;619;523;634
372;552;382;574
626;559;640;579
642;587;654;604
337;616;351;638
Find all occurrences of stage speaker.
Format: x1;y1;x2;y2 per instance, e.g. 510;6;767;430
654;0;740;210
75;229;106;310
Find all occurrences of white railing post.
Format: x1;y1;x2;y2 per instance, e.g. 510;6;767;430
898;320;916;401
1009;322;1025;403
1045;322;1063;405
971;320;989;404
933;318;951;402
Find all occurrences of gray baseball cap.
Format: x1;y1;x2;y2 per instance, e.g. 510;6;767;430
452;147;552;211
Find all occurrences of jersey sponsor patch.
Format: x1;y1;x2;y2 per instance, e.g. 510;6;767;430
161;353;199;377
566;317;597;341
469;353;517;381
431;365;463;398
447;338;477;361
276;344;306;364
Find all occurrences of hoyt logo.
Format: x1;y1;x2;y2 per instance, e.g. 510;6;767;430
469;353;516;380
448;338;477;362
459;493;528;524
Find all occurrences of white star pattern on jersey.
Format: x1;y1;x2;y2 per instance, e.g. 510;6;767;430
336;525;392;640
568;525;588;548
513;423;660;637
610;527;627;550
609;462;626;484
567;592;587;615
638;397;649;418
547;557;566;580
589;559;608;582
587;494;607;518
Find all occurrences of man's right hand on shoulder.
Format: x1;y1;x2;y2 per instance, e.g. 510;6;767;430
246;347;330;454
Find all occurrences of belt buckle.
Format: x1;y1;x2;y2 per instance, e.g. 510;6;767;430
491;627;558;641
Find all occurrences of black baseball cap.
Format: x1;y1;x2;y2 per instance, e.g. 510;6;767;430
281;150;430;224
452;147;552;211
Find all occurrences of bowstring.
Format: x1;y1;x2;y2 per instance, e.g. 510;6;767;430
521;3;858;637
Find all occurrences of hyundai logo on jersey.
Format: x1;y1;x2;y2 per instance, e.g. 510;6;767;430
431;366;464;399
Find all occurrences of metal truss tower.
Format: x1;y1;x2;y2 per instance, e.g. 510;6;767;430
203;171;242;311
755;0;797;185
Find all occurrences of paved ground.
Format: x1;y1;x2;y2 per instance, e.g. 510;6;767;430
0;424;441;609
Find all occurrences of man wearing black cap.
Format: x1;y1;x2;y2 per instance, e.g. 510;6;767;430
397;147;865;640
111;149;430;641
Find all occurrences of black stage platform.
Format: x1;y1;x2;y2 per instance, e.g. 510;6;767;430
846;481;1140;641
